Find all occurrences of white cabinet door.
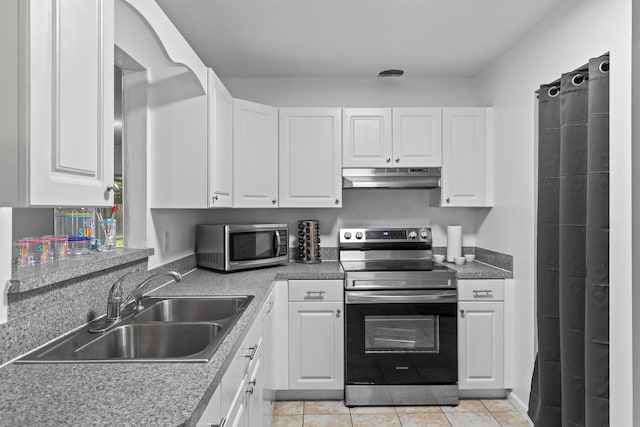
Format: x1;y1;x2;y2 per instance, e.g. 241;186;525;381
441;108;492;207
392;108;442;167
458;300;504;390
289;301;344;390
196;386;221;427
226;374;249;427
342;109;392;168
261;288;276;426
208;69;233;208
279;108;342;207
0;0;115;206
233;99;278;207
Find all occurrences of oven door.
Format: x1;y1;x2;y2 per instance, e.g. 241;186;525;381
345;290;457;386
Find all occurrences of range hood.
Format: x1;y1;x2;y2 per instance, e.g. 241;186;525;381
342;168;441;189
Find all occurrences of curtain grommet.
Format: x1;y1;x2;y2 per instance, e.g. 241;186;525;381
548;86;560;97
572;74;586;86
599;61;609;73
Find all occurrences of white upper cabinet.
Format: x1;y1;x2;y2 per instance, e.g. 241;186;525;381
342;109;392;167
208;69;233;208
392;108;442;167
0;0;114;207
441;108;493;207
279;108;342;208
233;99;279;208
343;108;442;168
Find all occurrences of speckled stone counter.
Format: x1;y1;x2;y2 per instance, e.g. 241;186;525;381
8;248;155;293
436;260;513;279
0;261;343;427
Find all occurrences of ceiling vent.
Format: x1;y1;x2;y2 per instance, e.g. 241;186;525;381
378;69;404;77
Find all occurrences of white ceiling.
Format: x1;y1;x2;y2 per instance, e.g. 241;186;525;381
156;0;567;79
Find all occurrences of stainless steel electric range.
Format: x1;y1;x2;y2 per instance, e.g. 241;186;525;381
340;227;458;407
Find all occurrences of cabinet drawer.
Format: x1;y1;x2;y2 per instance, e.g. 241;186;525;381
458;280;504;301
288;280;343;302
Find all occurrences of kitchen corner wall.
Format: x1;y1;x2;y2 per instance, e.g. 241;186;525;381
474;0;631;420
0;208;10;324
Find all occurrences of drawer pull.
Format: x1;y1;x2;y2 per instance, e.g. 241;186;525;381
266;300;274;315
472;289;493;297
244;345;258;360
306;290;326;299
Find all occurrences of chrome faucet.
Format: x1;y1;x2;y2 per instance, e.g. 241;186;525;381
91;270;182;333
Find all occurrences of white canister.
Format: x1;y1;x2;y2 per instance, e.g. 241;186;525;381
446;225;462;262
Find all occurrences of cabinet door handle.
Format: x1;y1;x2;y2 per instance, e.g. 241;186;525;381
336;309;341;318
472;289;493;297
212;195;218;202
246;385;254;395
460;309;465;317
386;158;391;163
446;198;451;203
272;199;277;205
306;290;325;299
106;184;120;193
395;158;400;163
335;199;339;205
244;345;258;360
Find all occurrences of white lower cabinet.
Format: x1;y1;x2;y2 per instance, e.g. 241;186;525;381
288;280;344;390
457;280;504;390
198;288;274;427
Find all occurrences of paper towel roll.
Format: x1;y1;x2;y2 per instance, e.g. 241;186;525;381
446;225;462;262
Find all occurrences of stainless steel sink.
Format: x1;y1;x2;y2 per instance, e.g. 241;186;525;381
74;323;223;360
16;295;254;363
133;297;250;323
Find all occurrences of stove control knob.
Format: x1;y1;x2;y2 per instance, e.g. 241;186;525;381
420;230;429;239
343;232;352;240
355;232;363;240
408;231;418;240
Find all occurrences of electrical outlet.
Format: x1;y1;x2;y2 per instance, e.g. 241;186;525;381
163;230;170;252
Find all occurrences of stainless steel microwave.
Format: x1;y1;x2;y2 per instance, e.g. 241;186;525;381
196;224;289;271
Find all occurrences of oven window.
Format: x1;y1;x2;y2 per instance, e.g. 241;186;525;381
364;315;439;353
229;231;275;261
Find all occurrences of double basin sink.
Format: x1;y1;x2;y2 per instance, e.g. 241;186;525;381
17;296;253;363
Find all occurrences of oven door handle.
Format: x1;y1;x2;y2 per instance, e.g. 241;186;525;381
345;291;457;304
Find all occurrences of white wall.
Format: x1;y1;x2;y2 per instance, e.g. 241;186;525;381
474;0;632;419
0;208;10;323
202;190;478;249
222;77;479;108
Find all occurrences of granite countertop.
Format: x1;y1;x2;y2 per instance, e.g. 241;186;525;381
0;261;344;427
0;258;509;426
8;248;155;293
437;260;513;279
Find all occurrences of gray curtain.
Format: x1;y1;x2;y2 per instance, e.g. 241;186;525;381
528;53;609;427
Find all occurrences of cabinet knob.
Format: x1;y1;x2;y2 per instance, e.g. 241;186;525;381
335;199;339;205
460;309;465;317
446;198;451;203
106;184;120;193
386;158;391;163
212;195;218;203
337;309;341;318
272;199;277;205
395;158;400;163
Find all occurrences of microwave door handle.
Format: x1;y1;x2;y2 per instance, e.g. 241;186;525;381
274;230;281;256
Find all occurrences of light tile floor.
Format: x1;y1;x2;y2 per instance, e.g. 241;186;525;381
272;399;533;427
